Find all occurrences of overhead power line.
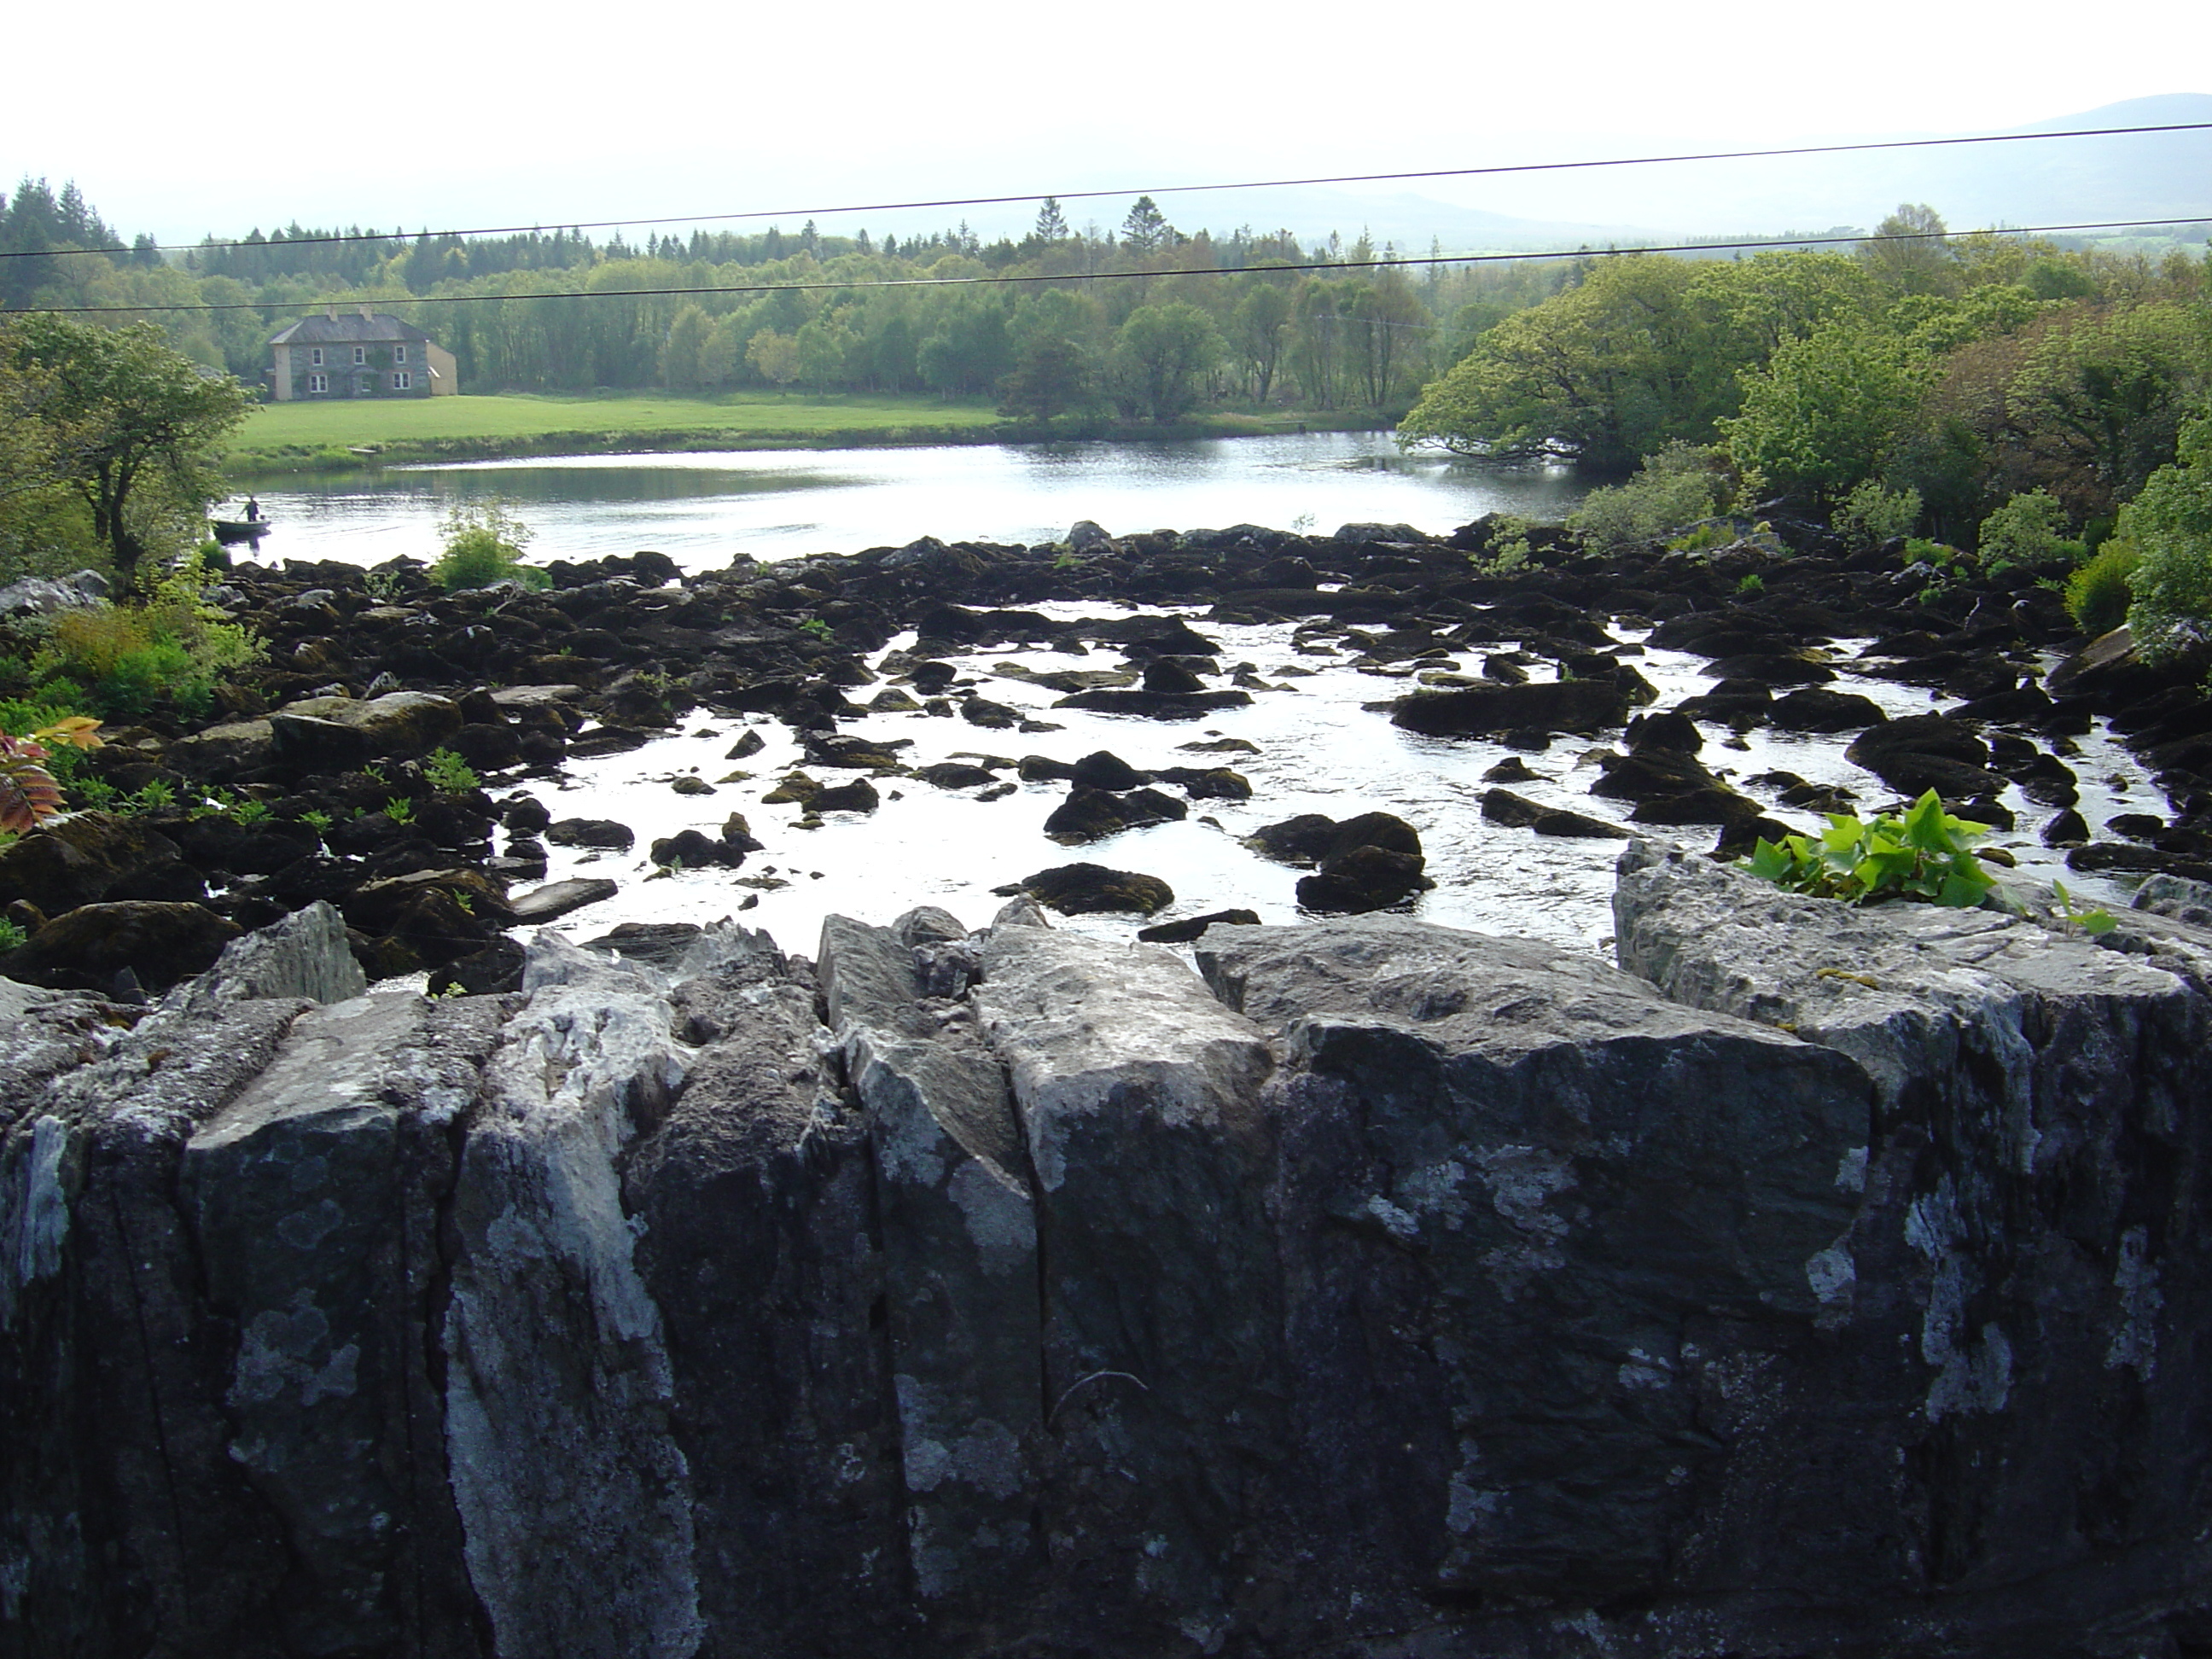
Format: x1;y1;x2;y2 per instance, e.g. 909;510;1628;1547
4;119;2209;264
6;216;2203;318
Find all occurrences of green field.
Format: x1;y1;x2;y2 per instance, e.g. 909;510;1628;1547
237;391;1001;453
229;393;1371;474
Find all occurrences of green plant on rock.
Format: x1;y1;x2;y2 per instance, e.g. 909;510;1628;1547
1736;573;1766;595
300;807;334;837
424;747;480;795
1566;441;1732;553
2050;880;2117;935
1833;479;1922;550
1467;515;1534;576
383;796;415;825
797;616;835;640
1745;790;1998;909
2066;540;2140;636
431;500;549;592
0;917;25;953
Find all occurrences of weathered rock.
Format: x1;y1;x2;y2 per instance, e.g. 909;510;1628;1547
1481;789;1632;839
269;692;464;771
1197;915;1871;1615
184;992;508;1656
1610;841;2212;1642
818;915;1041;1604
442;934;701;1659
811;777;882;814
975;925;1277;1641
164;717;277;781
1051;688;1252;719
1068;749;1150;791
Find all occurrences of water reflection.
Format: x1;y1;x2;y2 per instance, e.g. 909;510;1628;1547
233;432;1582;573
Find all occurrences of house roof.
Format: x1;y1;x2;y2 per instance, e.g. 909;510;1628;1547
269;311;434;346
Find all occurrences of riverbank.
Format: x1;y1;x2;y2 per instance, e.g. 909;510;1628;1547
226;392;1398;476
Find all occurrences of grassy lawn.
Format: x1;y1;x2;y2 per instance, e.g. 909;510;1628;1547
239;391;1002;453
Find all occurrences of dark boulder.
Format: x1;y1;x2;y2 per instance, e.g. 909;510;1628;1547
546;818;636;851
1051;689;1254;719
1766;688;1890;734
812;777;881;814
1068;750;1150;791
1392;673;1644;738
1016;863;1175;915
0;812;194;912
1043;786;1187;845
1;899;241;992
1137;909;1264;944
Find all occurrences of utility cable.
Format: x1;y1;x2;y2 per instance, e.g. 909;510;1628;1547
5;216;2204;317
3;119;2209;262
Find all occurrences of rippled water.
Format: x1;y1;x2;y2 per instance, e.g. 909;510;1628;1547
234;433;1583;572
519;604;2145;962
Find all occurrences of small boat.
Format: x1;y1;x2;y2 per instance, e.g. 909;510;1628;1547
212;518;271;545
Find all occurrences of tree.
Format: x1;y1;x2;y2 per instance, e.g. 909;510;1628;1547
745;328;802;389
1033;197;1070;243
999;335;1100;421
660;303;713;391
2120;411;2212;656
1231;284;1292;403
1121;196;1172;256
1398;255;1732;471
1860;203;1957;298
1721;316;1935;500
1111;303;1221;423
8;316;249;588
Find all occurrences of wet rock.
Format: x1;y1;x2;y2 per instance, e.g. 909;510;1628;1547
509;877;622;923
1068;750;1150;791
1139;657;1208;694
1481;789;1632;839
671;775;715;796
1016;863;1175;915
1766;687;1891;734
1392;674;1644;738
545;817;636;851
1042;786;1187;845
1296;842;1432;913
725;728;766;759
961;696;1022;729
1051;688;1254;719
500;793;552;835
1846;715;2011;800
1482;755;1542;783
917;761;999;790
1136;908;1264;944
649;828;749;870
580;922;703;970
2041;807;2091;847
1622;709;1703;754
2;899;242;993
812;777;881;814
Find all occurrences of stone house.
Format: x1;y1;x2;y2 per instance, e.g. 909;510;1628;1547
267;306;458;401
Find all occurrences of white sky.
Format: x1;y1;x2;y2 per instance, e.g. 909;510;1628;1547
6;0;2208;246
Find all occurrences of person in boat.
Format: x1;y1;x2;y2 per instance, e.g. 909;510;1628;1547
244;497;261;521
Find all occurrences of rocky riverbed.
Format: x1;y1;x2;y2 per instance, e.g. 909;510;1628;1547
0;510;2197;998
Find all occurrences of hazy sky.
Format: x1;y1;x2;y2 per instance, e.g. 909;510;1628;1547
7;0;2208;246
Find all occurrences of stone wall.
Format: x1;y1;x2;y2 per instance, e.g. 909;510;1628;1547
4;872;2209;1657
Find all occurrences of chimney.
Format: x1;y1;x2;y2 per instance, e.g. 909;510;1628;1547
326;305;338;319
361;304;375;321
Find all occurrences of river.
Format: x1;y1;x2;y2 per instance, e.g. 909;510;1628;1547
231;431;1581;572
227;433;2139;959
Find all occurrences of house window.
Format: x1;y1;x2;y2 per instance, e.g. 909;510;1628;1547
393;372;411;390
394;345;407;364
352;346;366;364
307;373;328;393
309;346;323;367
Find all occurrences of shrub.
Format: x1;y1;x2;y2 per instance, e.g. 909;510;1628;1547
1567;441;1731;552
2122;414;2212;659
432;501;548;591
2066;541;2140;636
1833;479;1921;549
1745;791;1998;910
424;748;480;794
1976;488;2069;568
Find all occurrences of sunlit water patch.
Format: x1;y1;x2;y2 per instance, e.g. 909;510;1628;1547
514;604;2141;961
